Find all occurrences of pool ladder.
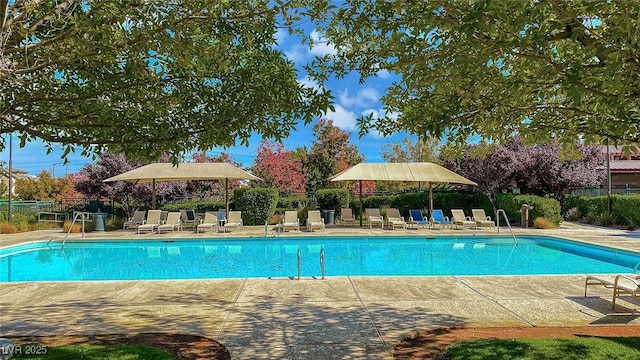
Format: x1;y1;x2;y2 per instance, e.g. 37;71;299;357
48;212;87;248
296;247;325;280
496;209;517;245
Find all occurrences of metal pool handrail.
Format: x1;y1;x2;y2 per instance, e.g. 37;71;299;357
496;209;517;245
56;212;86;247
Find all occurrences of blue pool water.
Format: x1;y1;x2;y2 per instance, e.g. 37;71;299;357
1;236;639;282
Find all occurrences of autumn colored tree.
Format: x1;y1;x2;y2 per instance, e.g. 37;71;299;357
189;152;245;201
302;119;366;193
443;142;517;215
14;170;73;201
75;152;186;217
251;140;306;196
514;139;606;203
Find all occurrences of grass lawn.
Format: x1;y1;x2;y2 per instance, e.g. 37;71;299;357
13;344;171;360
445;337;640;360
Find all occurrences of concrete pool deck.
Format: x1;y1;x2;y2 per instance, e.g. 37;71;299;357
1;222;640;359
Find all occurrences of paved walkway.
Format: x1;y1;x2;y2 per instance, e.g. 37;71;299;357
1;223;639;359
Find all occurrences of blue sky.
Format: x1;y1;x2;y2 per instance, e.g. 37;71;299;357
0;27;416;177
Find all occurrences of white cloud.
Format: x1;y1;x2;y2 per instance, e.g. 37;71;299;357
298;75;321;92
338;87;381;108
326;104;357;130
309;30;337;56
377;69;392;79
273;28;288;45
285;43;309;64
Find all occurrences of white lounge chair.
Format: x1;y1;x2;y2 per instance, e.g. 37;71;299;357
279;210;300;232
157;212;182;233
223;211;243;233
138;210;162;234
365;208;384;229
385;208;407;230
340;208;356;225
197;212;218;233
585;274;640;309
123;210;146;229
306;210;325;232
472;209;495;228
451;209;476;229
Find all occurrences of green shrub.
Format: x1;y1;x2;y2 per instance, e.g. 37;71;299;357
599;212;616;226
611;194;640;228
316;188;350;212
563;207;582;221
0;212;37;232
496;194;562;226
107;217;124;231
585;211;599;224
233;187;279;225
161;201;225;213
563;194;640;228
277;196;312;210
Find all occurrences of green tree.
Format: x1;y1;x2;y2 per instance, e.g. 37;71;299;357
315;1;640;151
1;0;332;161
302;119;364;193
0;178;8;197
382;137;440;163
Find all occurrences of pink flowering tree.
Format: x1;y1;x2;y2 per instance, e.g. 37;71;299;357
251;140;306;196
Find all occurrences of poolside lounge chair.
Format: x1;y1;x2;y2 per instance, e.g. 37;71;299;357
408;209;430;229
138;210;162;234
585;274;640;309
365;208;384;229
157;212;182;233
306;210;325;232
451;209;476;229
472;209;495;228
279;210;300;232
430;209;452;229
223;211;243;232
123;210;146;229
385;208;407;230
160;211;169;224
180;209;198;229
340;208;356;225
197;211;218;233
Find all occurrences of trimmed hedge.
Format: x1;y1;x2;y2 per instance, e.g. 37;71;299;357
233;187;279;225
563;194;640;228
316;189;350;212
496;194;562;226
161;201;225;213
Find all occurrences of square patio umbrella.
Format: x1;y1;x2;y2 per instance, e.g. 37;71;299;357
104;163;260;215
328;162;477;226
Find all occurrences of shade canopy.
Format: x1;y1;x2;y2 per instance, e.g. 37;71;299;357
104;162;260;212
104;162;260;183
328;162;477;185
329;162;477;226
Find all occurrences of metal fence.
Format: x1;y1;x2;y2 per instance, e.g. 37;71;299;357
0;200;56;215
571;185;640;197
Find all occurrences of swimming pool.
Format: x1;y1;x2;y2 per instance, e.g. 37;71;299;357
1;236;639;282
